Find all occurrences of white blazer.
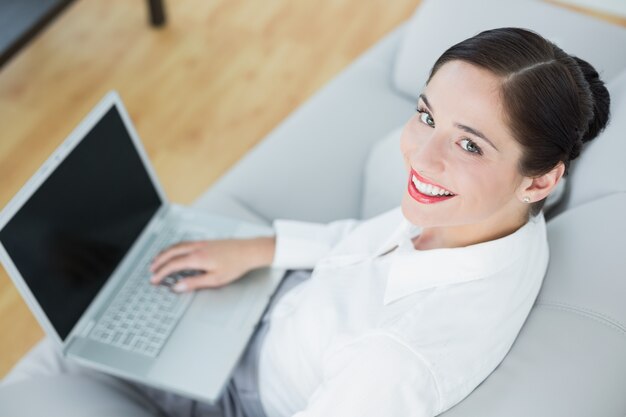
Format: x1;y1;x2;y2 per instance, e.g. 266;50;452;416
260;207;549;417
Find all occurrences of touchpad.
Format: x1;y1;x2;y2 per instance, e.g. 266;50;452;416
195;278;258;328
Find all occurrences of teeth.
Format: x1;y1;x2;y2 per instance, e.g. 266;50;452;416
412;175;453;197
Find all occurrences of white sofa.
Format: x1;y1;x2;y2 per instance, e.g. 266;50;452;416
2;0;626;415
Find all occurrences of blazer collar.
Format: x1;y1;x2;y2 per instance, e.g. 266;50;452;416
377;214;544;305
372;215;419;258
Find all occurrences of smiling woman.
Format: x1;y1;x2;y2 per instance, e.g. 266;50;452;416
0;26;612;417
401;28;609;250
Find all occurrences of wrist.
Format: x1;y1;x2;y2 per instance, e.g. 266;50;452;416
245;236;276;270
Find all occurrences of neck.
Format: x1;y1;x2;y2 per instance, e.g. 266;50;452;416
413;211;529;250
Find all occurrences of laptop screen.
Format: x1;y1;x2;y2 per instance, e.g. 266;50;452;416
0;105;162;340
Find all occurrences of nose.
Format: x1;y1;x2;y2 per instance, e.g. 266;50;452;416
408;130;447;174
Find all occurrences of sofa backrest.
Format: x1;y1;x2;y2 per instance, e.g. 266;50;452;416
393;0;626;100
562;70;626;212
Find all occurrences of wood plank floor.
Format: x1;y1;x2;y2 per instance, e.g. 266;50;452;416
0;0;624;378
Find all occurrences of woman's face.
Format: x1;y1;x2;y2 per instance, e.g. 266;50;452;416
400;60;529;240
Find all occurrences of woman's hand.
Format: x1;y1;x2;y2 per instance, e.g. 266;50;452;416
149;236;276;292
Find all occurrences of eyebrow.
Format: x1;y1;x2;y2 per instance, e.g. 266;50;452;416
418;93;499;152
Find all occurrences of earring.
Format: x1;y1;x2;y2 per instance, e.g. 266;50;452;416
523;196;531;203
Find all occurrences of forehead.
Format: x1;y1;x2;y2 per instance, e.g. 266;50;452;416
425;61;515;148
427;60;503;110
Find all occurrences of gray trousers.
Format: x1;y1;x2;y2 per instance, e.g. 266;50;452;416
0;270;312;417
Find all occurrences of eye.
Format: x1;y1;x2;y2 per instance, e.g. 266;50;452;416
416;107;435;128
459;138;483;155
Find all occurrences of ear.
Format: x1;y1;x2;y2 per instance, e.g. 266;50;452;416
518;162;565;204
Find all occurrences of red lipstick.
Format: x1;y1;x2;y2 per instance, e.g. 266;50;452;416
407;169;456;204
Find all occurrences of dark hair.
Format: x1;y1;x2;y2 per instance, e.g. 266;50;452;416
428;28;610;216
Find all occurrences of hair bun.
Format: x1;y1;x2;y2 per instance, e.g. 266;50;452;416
572;56;611;143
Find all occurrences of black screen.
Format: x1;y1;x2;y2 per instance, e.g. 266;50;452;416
0;106;162;340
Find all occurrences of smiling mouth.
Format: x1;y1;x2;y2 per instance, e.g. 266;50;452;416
408;170;456;203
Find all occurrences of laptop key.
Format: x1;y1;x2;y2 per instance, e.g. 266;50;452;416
88;228;195;357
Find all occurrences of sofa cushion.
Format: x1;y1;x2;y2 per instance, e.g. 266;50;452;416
565;69;626;209
393;0;626;100
192;189;270;226
0;374;163;417
361;126;566;219
361;126;406;218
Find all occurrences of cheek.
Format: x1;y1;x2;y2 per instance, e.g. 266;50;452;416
457;163;521;204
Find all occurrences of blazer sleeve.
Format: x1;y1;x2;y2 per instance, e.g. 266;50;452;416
270;218;361;269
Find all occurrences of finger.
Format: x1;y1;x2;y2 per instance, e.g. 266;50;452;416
150;256;204;284
172;273;224;292
150;241;204;272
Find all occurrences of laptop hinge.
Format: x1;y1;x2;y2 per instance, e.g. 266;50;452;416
80;319;97;337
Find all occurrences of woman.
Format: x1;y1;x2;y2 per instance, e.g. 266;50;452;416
4;28;611;417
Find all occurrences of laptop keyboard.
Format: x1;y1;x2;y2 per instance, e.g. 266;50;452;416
88;228;224;357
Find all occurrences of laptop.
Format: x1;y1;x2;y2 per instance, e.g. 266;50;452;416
0;91;286;403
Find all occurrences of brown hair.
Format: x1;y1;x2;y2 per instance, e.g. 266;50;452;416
428;28;610;216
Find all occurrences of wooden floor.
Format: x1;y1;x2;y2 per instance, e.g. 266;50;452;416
0;0;624;378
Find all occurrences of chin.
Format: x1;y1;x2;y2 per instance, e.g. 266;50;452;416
400;191;475;229
400;193;442;228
